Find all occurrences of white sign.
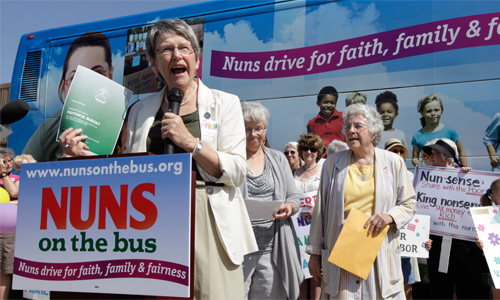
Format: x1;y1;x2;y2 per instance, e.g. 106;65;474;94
290;191;317;279
244;199;283;220
399;214;430;258
470;206;500;289
414;166;499;241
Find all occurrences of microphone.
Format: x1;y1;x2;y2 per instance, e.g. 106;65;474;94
164;88;183;154
0;99;29;125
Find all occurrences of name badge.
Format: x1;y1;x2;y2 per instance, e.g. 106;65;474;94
201;119;218;138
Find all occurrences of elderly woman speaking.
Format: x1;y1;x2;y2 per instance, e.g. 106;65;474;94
307;104;415;299
123;19;258;299
240;102;303;299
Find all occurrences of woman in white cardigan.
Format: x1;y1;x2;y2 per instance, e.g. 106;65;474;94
122;19;258;299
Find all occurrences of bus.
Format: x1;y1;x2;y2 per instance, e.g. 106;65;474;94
8;0;500;172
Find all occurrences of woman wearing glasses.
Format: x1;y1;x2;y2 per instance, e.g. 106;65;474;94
241;102;303;299
307;104;415;299
284;141;302;173
115;19;258;299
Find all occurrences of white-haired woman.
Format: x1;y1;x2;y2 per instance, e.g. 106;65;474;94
284;141;302;173
422;138;483;300
326;140;349;157
307;103;415;299
241;102;303;300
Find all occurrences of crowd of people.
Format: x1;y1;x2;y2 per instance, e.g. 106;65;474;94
1;17;499;300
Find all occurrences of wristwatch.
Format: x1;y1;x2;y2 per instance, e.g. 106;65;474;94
192;139;203;157
0;172;9;178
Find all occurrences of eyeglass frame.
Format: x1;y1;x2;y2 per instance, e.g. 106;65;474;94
245;126;266;135
284;150;296;156
155;45;195;56
343;122;368;133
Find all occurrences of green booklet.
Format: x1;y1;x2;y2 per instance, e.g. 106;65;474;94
57;65;133;155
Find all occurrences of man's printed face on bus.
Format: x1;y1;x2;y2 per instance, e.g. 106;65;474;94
62;46;114;97
150;34;199;90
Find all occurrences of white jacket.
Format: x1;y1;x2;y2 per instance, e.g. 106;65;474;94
126;79;258;265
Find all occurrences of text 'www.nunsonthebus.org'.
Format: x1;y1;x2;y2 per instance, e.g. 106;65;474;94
25;160;184;179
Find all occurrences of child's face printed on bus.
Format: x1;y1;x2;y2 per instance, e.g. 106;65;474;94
317;94;337;118
62;46;114;96
422;100;442;126
378;102;398;129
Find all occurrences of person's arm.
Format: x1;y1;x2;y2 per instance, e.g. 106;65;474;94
386;157;416;230
412;145;422;166
161;114;223;178
486;144;500;168
201;92;247;185
483;114;500;168
455;138;468;167
162;91;247;185
274;151;301;219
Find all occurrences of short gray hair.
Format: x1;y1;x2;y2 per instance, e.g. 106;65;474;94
343;103;384;146
284;141;298;152
146;19;201;83
0;147;15;159
327;140;349;156
241;102;270;126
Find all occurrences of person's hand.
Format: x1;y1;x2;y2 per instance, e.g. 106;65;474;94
425;239;433;251
273;203;294;220
364;213;393;237
299;203;314;221
461;166;472;173
490;155;500;168
309;254;322;282
161;112;197;152
475;236;484;250
59;128;93;157
0;160;8;173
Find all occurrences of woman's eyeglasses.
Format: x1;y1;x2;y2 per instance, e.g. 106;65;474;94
245;127;266;135
284;150;296;155
156;45;194;56
301;147;318;153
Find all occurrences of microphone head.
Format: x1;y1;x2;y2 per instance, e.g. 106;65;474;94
167;88;183;103
0;99;30;125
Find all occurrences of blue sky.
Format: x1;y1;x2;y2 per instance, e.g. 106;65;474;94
0;0;211;84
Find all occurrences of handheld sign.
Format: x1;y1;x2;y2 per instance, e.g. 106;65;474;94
414;165;499;241
13;154;194;298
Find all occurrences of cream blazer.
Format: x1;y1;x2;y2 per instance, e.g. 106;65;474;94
125;79;258;265
307;148;416;298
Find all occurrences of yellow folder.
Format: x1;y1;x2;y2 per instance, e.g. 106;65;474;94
328;207;388;280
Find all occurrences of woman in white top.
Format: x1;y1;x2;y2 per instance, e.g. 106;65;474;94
293;132;324;300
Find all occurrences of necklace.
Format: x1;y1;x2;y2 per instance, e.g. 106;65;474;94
164;81;198;106
354;153;374;181
181;81;197;106
302;163;317;171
